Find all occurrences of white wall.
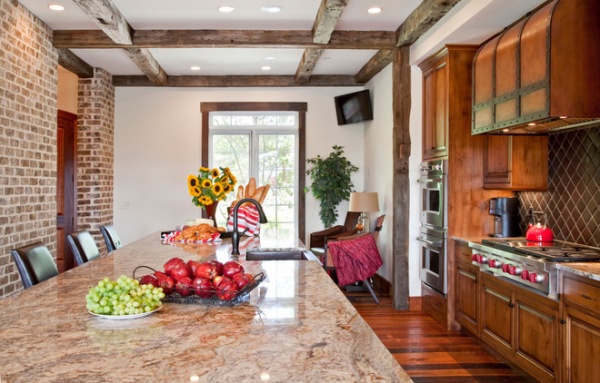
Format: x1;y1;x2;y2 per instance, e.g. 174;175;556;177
365;63;423;296
114;87;367;245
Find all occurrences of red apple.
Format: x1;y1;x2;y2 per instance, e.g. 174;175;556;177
156;274;175;295
187;260;202;275
192;277;213;298
212;275;227;288
176;277;193;297
231;272;251;290
170;262;192;281
214;277;239;301
163;257;185;275
140;274;158;287
195;261;218;280
222;261;244;278
210;260;224;276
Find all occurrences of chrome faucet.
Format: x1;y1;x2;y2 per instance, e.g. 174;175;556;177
231;198;268;256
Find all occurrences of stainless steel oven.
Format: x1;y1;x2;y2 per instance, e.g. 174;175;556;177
419;160;447;230
418;231;447;294
418;160;448;294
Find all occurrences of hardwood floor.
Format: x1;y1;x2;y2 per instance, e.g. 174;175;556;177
348;294;537;383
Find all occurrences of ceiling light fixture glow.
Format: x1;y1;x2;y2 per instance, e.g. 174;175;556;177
218;6;235;13
368;7;382;14
190;66;201;71
261;66;272;71
48;4;65;11
261;6;282;13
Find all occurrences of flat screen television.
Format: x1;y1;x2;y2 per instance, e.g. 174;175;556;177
334;89;373;125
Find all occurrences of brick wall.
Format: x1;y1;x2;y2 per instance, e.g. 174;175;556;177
0;0;58;297
77;68;115;254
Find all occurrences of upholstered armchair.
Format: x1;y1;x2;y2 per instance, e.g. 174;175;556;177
309;212;361;260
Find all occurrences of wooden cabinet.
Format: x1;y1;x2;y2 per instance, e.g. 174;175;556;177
420;48;448;160
479;273;559;382
561;273;600;383
483;135;549;190
455;243;479;335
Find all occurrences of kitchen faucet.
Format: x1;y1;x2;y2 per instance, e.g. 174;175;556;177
231;198;268;256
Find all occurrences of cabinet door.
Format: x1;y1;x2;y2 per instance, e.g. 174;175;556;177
483;135;548;190
563;307;600;383
456;262;479;335
480;273;513;357
514;292;559;383
422;59;448;160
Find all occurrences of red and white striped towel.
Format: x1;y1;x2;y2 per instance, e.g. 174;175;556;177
226;205;261;236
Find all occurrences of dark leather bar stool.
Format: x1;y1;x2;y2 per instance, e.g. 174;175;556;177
99;225;122;252
11;242;59;289
67;231;101;265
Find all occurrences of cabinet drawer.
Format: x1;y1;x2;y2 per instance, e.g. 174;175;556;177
563;274;600;313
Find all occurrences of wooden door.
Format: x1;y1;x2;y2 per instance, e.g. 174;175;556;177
456;262;479;335
56;110;77;272
563;307;600;383
480;273;513;357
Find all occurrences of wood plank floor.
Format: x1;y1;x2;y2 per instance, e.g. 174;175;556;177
348;294;538;383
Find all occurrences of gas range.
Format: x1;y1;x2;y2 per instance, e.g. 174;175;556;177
469;237;600;299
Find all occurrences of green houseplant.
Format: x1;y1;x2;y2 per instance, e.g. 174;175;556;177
305;145;359;228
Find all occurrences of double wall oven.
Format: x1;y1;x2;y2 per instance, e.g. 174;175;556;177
417;160;448;294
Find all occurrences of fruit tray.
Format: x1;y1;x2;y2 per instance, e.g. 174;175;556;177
133;266;266;307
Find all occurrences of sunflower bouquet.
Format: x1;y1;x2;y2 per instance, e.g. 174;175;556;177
187;166;237;208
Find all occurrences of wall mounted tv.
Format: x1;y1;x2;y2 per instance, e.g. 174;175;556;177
334;89;373;126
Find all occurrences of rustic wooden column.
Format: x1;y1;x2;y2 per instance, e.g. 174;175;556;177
392;46;411;310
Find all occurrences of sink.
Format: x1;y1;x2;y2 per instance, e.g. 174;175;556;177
245;249;320;262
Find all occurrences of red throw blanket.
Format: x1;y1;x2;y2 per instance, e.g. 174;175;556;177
327;234;383;286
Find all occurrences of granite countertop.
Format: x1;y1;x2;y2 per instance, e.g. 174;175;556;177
556;263;600;282
0;232;412;383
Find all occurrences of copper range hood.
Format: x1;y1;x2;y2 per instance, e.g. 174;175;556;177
472;0;600;135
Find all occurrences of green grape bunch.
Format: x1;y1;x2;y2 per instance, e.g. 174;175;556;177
86;275;166;316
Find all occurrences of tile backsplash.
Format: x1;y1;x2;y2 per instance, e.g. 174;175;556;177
519;126;600;247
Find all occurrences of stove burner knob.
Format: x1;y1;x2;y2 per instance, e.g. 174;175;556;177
521;270;530;280
488;259;502;268
502;263;511;273
508;265;522;276
529;273;544;283
471;253;479;262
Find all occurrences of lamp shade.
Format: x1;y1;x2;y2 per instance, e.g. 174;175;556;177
348;192;379;213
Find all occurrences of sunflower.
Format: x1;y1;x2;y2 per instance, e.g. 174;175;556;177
201;179;212;189
187;165;237;209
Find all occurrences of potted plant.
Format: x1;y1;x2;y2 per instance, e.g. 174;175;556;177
305;145;359;228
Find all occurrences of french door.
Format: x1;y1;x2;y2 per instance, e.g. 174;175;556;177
200;102;307;242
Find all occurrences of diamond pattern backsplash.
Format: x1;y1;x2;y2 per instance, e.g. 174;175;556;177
519;126;600;247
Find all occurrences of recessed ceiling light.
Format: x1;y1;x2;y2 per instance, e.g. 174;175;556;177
262;56;276;61
528;122;537;126
261;5;282;13
190;66;201;71
48;4;65;11
261;66;272;71
368;7;382;14
218;5;235;13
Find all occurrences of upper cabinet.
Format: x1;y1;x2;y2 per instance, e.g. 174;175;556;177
420;49;448;160
472;0;600;135
483;135;548;190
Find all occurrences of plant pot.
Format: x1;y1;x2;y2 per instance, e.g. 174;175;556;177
203;201;219;226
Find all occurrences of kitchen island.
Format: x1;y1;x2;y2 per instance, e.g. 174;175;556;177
0;233;411;383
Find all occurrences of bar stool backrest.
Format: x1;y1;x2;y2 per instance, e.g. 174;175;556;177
11;242;59;289
99;225;122;252
67;231;101;265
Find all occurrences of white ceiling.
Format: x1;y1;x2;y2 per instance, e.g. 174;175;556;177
18;0;547;78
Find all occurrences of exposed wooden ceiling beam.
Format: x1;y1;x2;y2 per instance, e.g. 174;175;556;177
56;48;94;78
71;0;168;86
72;0;132;44
296;0;349;83
396;0;463;47
354;0;464;84
113;75;363;87
52;29;394;50
355;50;395;84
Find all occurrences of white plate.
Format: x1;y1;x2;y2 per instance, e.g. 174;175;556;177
89;306;161;320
